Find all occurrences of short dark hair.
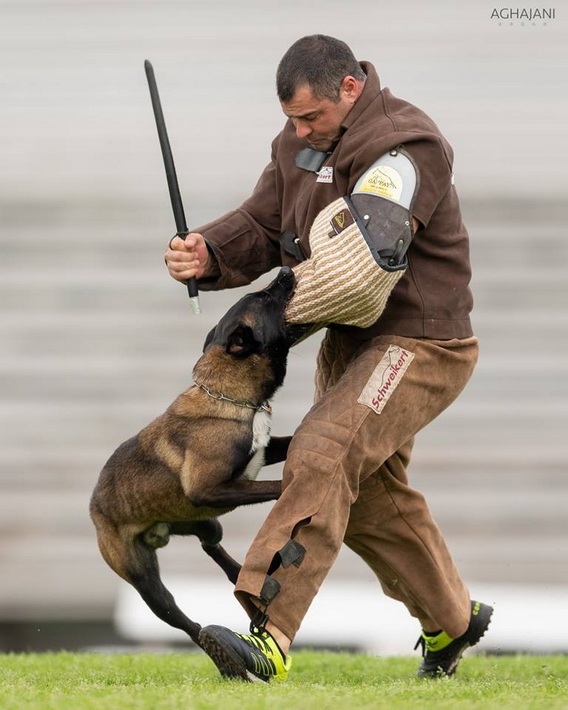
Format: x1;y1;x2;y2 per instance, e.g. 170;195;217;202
276;35;366;103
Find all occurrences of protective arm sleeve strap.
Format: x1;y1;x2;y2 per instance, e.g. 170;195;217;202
284;146;419;329
284;196;405;328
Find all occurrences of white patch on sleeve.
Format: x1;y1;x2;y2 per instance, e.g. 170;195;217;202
316;167;333;184
358;345;415;414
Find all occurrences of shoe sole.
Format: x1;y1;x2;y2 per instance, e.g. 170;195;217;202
198;627;264;683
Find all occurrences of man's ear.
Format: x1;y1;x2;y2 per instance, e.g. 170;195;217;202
226;325;260;358
340;75;364;104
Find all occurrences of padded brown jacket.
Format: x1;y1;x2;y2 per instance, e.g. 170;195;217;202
195;62;473;340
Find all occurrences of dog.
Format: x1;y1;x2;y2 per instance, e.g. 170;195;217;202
90;267;297;648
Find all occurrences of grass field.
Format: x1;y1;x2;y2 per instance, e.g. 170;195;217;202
0;651;566;710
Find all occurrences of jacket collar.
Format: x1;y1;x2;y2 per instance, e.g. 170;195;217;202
340;61;384;133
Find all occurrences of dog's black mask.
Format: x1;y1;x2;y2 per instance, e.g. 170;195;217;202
203;268;297;390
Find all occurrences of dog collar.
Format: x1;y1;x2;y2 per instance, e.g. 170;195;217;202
194;382;272;414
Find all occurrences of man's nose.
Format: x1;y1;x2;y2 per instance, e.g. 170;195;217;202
294;120;312;139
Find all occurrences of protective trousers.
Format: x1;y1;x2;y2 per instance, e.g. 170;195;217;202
234;331;479;641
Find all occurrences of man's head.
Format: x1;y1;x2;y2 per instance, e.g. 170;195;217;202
277;35;366;151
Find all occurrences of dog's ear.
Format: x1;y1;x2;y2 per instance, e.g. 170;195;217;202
226;325;260;358
203;327;216;353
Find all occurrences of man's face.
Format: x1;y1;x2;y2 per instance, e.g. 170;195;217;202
280;78;362;152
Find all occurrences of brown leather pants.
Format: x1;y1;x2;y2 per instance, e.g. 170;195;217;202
234;331;479;642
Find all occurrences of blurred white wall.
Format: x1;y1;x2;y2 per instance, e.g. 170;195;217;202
0;1;567;650
2;0;566;209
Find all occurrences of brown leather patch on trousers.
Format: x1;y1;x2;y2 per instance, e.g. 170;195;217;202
358;344;415;413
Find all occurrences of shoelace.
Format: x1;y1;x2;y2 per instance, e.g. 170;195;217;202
236;628;273;656
414;636;426;656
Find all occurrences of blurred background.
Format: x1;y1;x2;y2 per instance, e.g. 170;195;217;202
1;0;567;655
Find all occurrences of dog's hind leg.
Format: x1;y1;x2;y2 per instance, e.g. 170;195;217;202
127;535;204;646
170;519;223;545
170;519;242;584
200;542;241;584
94;517;203;646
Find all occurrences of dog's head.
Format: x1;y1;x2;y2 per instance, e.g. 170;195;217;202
195;267;297;402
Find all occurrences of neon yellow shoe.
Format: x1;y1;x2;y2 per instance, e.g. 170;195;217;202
199;624;292;682
415;600;493;677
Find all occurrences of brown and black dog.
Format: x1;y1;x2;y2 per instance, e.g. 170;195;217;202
90;267;298;648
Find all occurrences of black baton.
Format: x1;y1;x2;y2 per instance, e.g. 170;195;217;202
144;59;201;315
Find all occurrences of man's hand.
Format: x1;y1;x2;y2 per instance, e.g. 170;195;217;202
165;232;211;282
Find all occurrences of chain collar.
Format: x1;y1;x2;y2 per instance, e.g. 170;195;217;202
194;382;272;414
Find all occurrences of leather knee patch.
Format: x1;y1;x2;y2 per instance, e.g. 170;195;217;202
267;539;306;575
268;540;306;575
279;540;306;568
259;574;281;605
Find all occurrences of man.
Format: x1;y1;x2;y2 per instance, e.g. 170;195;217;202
165;35;492;681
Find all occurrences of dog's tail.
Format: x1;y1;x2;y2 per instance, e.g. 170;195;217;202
91;510;202;646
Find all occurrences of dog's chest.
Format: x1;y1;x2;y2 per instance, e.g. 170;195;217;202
242;409;271;481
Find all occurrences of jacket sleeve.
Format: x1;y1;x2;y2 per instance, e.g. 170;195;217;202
192;139;284;291
346;135;453;231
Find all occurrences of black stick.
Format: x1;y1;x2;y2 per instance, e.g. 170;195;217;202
144;59;201;314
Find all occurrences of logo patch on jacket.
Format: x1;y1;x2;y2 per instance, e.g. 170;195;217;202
358;345;415;414
328;208;354;237
316;166;334;184
356;165;402;202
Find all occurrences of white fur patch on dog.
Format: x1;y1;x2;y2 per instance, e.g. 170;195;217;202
242;409;271;481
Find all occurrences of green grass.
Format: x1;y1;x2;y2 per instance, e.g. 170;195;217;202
0;652;567;710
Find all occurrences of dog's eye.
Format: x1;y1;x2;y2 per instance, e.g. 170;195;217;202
226;325;258;358
228;335;246;355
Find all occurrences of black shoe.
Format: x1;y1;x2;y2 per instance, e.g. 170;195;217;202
199;624;292;683
415;600;493;678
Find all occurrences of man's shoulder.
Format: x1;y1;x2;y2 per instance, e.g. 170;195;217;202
354;87;444;141
345;88;454;169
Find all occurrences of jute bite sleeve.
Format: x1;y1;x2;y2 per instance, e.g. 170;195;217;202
284;147;419;330
284;196;405;328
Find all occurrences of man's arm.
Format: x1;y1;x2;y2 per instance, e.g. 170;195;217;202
165;139;284;291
